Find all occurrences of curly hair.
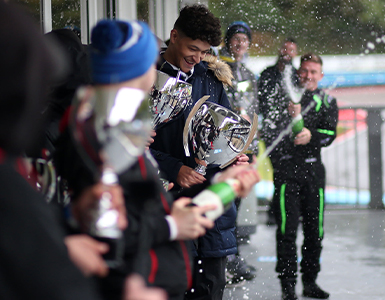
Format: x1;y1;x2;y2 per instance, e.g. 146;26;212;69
174;5;222;47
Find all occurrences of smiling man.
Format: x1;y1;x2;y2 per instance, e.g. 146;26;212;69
150;4;249;300
261;53;339;300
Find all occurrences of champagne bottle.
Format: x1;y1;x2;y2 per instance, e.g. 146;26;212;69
291;114;304;136
192;179;241;221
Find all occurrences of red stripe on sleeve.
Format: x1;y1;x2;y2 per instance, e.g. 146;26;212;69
148;249;159;284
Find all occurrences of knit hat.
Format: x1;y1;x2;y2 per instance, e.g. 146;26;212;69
90;20;158;84
225;21;252;47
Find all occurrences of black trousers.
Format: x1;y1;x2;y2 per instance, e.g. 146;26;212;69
184;256;226;300
272;162;326;281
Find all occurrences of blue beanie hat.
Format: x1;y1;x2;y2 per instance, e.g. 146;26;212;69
90;20;158;84
225;21;252;48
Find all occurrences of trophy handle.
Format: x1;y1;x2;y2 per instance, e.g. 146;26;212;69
194;164;207;175
219;113;259;169
183;95;211;157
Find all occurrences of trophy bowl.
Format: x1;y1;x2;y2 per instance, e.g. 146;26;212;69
70;86;153;176
183;97;258;175
149;70;193;129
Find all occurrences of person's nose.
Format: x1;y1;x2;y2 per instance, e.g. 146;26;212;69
197;52;205;63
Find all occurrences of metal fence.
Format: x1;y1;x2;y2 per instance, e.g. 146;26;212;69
321;106;385;208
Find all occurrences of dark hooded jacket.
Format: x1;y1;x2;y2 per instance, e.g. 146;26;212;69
96;152;194;300
0;3;101;300
43;29;91;155
257;63;297;121
150;55;237;258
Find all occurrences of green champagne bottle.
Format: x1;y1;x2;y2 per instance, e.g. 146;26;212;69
192;179;241;221
291;114;304;136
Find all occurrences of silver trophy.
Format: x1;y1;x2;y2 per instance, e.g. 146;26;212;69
149;70;193;129
69;85;152;267
71;86;152;176
183;97;258;175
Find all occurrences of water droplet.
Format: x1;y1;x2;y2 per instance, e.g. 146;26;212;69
367;42;375;50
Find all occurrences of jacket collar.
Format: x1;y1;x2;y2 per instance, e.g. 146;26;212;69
157;52;207;80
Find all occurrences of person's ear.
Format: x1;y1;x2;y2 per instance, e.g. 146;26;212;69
170;29;178;44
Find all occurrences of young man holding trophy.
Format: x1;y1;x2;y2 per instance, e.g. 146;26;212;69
150;4;254;300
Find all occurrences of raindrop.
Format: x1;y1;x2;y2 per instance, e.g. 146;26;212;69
367;42;375;50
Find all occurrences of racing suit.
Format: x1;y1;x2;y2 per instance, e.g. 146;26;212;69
261;88;338;281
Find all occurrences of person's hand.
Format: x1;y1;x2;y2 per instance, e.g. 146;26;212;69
64;234;109;277
240;113;251;123
294;127;312;145
288;101;301;118
214;164;260;198
233;166;261;197
123;273;167;300
176;165;206;188
145;130;156;150
72;182;127;233
171;197;215;240
233;153;249;166
167;182;174;191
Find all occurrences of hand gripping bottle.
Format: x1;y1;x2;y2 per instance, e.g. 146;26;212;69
191;179;241;221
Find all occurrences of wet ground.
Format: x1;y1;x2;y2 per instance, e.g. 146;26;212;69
224;208;385;300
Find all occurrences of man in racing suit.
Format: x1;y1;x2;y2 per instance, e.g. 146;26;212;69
260;53;338;300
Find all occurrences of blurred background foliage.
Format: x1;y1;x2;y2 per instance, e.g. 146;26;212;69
11;0;81;31
209;0;385;55
11;0;385;55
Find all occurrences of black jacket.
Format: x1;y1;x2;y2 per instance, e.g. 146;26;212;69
261;88;339;169
0;154;100;300
258;63;297;121
98;152;192;300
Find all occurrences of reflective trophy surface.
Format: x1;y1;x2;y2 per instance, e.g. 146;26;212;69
183;97;258;175
69;85;152;267
148;70;193;189
72;86;152;175
149;70;193;129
